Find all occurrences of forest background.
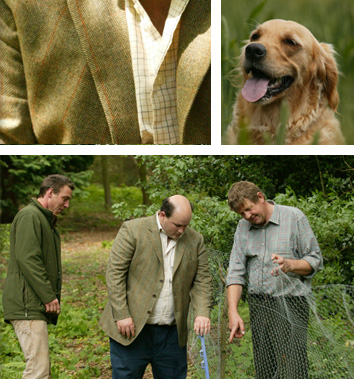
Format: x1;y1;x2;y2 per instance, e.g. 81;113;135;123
221;0;354;144
1;155;354;378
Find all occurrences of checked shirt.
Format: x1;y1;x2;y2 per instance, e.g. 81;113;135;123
226;201;323;296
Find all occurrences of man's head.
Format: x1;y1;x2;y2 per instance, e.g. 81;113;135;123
228;181;272;226
158;195;193;240
38;175;75;216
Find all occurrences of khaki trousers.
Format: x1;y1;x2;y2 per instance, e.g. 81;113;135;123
11;320;51;379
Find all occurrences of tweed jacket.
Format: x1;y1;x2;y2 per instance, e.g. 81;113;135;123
99;215;213;347
0;0;211;144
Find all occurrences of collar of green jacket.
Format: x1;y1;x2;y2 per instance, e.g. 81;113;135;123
30;198;58;227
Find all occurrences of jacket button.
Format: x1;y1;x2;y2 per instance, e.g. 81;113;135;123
159;280;163;283
147;311;151;314
153;294;156;298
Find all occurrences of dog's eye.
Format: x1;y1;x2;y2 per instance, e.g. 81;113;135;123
250;33;260;41
284;39;298;46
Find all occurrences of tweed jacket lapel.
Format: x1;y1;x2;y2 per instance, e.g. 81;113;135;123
67;0;141;143
177;0;211;137
146;214;187;273
173;233;188;276
147;216;163;265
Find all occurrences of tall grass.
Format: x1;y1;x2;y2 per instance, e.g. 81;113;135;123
221;0;354;144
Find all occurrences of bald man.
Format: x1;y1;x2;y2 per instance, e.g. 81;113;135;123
99;195;212;378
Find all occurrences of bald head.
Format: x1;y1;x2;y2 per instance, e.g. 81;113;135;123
161;195;192;217
159;195;193;239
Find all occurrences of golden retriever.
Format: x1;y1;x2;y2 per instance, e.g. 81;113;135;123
227;19;345;144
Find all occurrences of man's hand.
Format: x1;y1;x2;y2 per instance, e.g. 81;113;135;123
271;254;291;276
45;298;60;314
117;318;135;339
271;254;314;276
194;316;211;336
228;312;245;342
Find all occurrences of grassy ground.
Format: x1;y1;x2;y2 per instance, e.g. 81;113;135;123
221;0;354;144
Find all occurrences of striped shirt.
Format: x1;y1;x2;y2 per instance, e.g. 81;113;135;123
147;214;177;325
226;202;323;296
125;0;189;144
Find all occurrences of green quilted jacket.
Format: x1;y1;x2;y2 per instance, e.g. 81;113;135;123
2;198;62;325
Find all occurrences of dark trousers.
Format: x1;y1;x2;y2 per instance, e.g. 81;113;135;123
249;294;309;379
109;324;187;379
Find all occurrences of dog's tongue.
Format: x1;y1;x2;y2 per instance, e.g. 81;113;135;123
242;77;270;102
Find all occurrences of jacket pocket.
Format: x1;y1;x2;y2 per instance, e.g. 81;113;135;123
2;272;26;316
23;278;45;314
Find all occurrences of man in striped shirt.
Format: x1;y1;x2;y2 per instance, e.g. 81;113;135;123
226;181;322;378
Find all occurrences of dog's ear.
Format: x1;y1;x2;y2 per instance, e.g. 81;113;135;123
315;43;339;111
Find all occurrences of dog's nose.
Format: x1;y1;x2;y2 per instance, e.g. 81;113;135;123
245;43;267;61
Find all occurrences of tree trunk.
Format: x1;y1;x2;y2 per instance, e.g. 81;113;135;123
135;157;150;205
101;156;112;209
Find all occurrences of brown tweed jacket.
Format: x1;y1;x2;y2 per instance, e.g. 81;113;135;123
99;215;213;347
0;0;210;144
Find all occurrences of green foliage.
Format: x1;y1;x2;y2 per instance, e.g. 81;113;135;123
55;184;142;232
274;188;354;285
90;156;139;187
0;225;10;294
112;155;354;283
72;184;142;216
112;202;160;222
134;155;354;200
112;156;242;253
0;224;10;256
221;14;239;131
0;156;94;223
189;197;237;253
221;0;354;143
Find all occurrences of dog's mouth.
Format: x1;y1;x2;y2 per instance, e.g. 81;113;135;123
242;69;294;103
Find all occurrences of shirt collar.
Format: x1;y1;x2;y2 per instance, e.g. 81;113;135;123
31;198;57;227
156;212;168;236
130;0;190;28
268;201;280;225
248;200;279;230
155;212;186;240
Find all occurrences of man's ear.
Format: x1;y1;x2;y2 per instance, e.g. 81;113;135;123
256;191;265;202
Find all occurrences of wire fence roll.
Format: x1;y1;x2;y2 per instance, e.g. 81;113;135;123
188;249;354;378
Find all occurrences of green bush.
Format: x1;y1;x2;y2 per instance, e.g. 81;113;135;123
274;188;354;285
69;184;142;216
0;225;10;282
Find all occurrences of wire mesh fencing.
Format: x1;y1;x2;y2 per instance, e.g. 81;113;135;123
188;249;354;378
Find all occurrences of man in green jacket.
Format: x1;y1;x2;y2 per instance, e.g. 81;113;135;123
2;174;74;379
